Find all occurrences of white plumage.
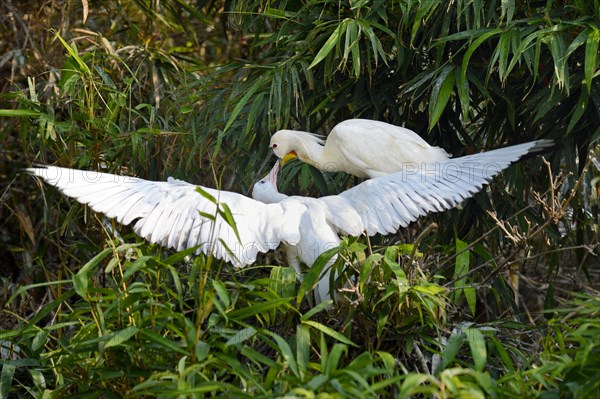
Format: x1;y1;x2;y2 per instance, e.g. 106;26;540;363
270;119;452;178
28;139;552;302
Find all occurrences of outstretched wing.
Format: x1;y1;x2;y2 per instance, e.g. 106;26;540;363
326;140;553;235
28;166;296;266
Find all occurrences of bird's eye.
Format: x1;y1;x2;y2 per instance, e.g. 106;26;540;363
272;143;278;149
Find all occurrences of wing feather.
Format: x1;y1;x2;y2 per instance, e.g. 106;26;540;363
330;140;552;235
28;165;293;267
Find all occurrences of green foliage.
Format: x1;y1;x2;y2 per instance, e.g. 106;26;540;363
1;242;598;396
0;244;440;397
1;0;599;397
497;295;600;397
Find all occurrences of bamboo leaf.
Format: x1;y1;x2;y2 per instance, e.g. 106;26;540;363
309;21;347;69
465;328;487;372
324;343;347;375
0;109;42;117
218;202;242;244
461;29;502;83
435;332;465;375
104;326;138;348
429;65;455;130
543;284;556;320
225;327;257;347
222;77;265;135
347;20;361;79
501;0;515;24
1;364;16;399
465;287;477;316
73;247;113;298
307;374;329;391
213;279;230;308
271;333;299;377
567;89;589;133
456;67;470;118
361;22;389;67
296;324;310;378
31;330;48;353
122;255;155;280
490;336;515;372
162;245;202;265
565;29;590;60
360;254;381;292
506;29;545;79
227;297;292;320
399;373;438;397
343;20;353;63
473;0;482;28
413;284;446;296
585;28;599;92
546;32;569;92
297;246;339;304
302;320;357;347
269;266;297;299
454;239;476;315
300;299;332;321
239;345;280;370
140;330;187;354
340;369;373;393
195;186;217;204
495;31;512;82
53;31;91;75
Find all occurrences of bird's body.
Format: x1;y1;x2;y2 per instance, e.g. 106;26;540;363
29;139;553;302
270;119;451;178
252;165;342;302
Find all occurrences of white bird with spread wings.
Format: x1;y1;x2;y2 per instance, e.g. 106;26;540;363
29;139;552;302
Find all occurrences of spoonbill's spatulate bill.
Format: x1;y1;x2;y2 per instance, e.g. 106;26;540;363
270;119;452;178
28;139;553;302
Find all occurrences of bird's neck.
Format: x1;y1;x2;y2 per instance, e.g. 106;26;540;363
266;192;289;204
297;137;338;172
253;189;289;204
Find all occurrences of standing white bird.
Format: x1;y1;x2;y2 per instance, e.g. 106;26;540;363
28;139;552;302
251;162;339;302
270;119;452;178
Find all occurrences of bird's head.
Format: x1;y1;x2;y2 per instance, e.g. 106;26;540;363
251;161;288;204
270;130;325;167
270;130;298;166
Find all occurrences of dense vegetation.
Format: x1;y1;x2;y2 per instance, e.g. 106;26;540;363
1;0;599;397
